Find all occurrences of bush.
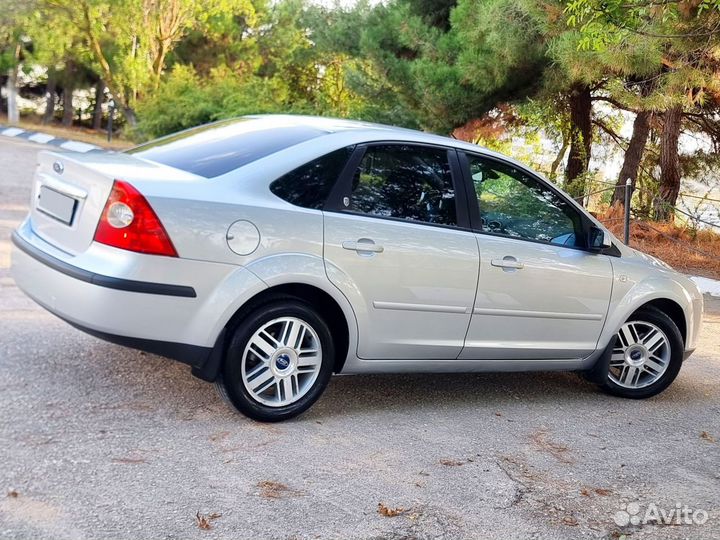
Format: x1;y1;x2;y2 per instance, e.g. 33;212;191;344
134;65;294;140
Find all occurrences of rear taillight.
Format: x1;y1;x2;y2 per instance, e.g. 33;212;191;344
94;180;178;257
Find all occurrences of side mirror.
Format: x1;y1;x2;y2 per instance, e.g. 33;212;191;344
588;226;612;251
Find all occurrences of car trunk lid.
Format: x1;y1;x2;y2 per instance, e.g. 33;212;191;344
28;150;199;255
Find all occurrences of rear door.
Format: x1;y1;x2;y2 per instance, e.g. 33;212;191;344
458;152;613;360
323;143;479;359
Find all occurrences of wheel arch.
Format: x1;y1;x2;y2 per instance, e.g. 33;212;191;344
598;276;693;355
584;292;690;377
227;283;351;374
195;278;356;382
630;298;687;345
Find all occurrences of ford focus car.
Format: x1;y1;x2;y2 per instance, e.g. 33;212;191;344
11;115;703;421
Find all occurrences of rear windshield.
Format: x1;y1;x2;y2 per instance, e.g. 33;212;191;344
127;118;327;178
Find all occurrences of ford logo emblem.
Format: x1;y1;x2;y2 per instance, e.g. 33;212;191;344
275;354;291;370
53;161;64;175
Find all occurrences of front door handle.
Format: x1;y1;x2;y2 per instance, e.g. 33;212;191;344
491;256;524;270
342;238;384;254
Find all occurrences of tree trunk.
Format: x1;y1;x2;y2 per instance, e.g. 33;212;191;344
653;105;683;221
6;67;19;125
92;80;104;130
6;43;21;125
549;132;569;181
121;105;137;127
42;70;57;125
61;84;74;127
611;110;652;205
564;83;593;201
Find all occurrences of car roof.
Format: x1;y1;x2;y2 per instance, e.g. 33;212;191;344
126;113;551;197
245;114;516;163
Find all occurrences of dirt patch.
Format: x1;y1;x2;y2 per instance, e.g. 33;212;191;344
439;457;474;467
529;429;574;464
256;480;304;499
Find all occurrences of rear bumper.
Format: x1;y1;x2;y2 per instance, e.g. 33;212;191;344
59;313;224;381
12;230;197;298
10;220;267;379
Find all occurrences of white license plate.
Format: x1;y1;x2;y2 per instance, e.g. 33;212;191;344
37;186;77;225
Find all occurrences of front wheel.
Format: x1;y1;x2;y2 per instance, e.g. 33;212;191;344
217;298;335;422
598;307;684;399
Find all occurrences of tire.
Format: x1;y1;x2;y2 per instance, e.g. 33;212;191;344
217;298;335;422
596;306;684;399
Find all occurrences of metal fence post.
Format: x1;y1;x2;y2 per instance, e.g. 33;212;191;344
107;99;116;143
624;178;632;246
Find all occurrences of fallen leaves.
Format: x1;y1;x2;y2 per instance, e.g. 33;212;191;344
700;431;716;443
7;489;18;498
561;516;578;526
377;502;404;517
196;511;222;530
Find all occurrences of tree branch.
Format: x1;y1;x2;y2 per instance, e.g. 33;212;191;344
591;95;639;113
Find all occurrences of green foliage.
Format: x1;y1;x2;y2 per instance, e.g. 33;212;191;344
565;0;720;110
0;0;37;72
134;65;288;139
4;0;719;220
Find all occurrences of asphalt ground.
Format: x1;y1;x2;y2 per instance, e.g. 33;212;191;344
1;136;719;539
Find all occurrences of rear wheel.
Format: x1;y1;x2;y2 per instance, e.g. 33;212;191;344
598;307;683;399
217;298;334;421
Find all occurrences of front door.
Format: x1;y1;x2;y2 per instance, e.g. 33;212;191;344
323;143;479;359
458;153;613;360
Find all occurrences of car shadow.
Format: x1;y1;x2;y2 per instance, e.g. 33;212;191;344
72;335;704;422
312;365;707;418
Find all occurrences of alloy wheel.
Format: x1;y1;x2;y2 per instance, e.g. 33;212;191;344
241;317;323;407
608;321;671;389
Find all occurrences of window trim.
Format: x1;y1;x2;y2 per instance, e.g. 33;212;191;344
324;141;472;232
458;151;601;253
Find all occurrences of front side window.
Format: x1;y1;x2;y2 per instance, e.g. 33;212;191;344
467;155;583;247
270;147;353;209
349;145;457;226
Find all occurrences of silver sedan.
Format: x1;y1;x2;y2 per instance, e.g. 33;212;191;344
11;115;704;421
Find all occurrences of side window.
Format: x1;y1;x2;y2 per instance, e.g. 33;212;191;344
466;155;584;247
349;145;457;226
270;147;353;209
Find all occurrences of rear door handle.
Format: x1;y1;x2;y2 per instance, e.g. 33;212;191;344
342;238;384;254
491;256;524;270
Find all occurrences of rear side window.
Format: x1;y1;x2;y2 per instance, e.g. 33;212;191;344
127;118;327;178
270;147;353;209
349;145;457;226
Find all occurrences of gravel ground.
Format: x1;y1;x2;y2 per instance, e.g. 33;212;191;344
1;137;719;540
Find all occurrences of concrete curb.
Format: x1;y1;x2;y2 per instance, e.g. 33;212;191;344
0;124;106;153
